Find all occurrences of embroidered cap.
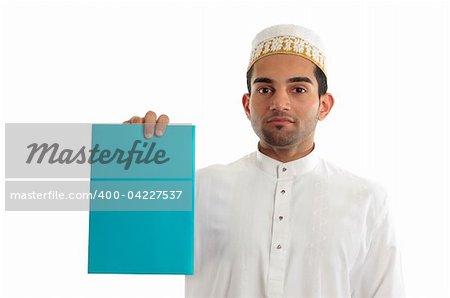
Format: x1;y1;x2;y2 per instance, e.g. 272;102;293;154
248;24;327;76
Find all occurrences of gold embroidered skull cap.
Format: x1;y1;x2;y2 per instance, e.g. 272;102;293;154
248;24;327;76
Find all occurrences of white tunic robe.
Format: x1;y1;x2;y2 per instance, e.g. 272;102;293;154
186;149;404;298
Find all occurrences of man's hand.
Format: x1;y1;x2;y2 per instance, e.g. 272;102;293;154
123;111;170;138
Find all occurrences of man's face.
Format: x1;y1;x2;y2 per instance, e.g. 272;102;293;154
243;54;331;150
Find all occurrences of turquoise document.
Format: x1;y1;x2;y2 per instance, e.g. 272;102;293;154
88;125;194;274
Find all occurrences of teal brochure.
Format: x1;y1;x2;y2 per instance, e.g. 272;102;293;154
88;124;194;274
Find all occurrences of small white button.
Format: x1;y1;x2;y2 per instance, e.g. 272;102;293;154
276;244;282;249
282;167;287;172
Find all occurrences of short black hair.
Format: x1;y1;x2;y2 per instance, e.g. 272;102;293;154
246;64;328;97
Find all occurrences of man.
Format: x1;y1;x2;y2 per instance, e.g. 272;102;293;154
125;24;404;298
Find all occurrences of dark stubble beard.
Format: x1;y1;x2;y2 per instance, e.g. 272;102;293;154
251;110;319;148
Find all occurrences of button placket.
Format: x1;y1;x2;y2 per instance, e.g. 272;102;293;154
272;179;289;251
267;165;293;297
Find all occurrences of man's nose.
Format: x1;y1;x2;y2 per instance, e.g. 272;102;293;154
270;90;290;111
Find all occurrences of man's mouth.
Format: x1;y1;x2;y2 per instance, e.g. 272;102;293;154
266;116;295;125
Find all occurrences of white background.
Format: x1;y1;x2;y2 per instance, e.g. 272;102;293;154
1;0;449;297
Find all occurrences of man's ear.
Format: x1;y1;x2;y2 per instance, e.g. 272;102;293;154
318;93;334;121
242;93;251;119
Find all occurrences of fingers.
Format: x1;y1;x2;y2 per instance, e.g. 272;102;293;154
123;116;144;124
144;111;157;138
155;114;169;137
124;111;170;138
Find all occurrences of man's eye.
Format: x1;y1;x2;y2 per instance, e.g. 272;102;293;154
258;87;272;94
294;87;306;93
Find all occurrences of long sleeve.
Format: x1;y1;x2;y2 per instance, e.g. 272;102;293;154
350;205;405;298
